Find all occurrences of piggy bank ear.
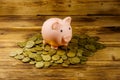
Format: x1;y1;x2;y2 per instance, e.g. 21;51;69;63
52;22;60;30
63;17;71;24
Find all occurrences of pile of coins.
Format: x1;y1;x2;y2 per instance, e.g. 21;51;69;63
10;33;105;68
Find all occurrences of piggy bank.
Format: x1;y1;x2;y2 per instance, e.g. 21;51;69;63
41;17;72;49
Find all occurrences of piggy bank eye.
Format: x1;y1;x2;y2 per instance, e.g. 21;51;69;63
69;27;71;30
60;30;63;32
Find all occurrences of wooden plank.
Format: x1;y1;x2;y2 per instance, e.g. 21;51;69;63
1;56;119;80
0;0;119;79
0;26;120;42
0;62;120;80
0;28;119;80
0;16;120;27
88;47;120;61
0;27;119;62
0;26;120;45
0;0;119;15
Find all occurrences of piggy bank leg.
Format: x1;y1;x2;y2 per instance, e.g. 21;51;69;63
43;40;46;44
51;46;58;49
64;43;68;47
42;40;46;49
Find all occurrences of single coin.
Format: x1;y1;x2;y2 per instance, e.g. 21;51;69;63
44;62;51;68
35;62;44;68
62;63;69;67
29;61;36;65
56;50;65;56
61;55;68;60
25;40;35;48
67;51;76;57
69;57;80;64
9;51;18;57
22;57;30;63
17;42;26;48
14;55;24;60
44;45;51;51
55;58;63;64
52;55;60;61
41;54;51;61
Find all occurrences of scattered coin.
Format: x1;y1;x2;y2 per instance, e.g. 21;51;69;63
9;51;18;57
29;61;36;65
35;45;43;51
56;50;65;56
35;62;44;68
77;49;83;57
69;57;80;64
17;42;26;48
14;55;24;60
25;40;35;48
35;55;42;62
55;58;63;64
67;51;76;57
49;49;57;56
61;55;68;60
44;45;51;51
35;40;42;44
22;57;30;63
41;54;51;61
44;62;51;68
42;51;48;55
62;63;69;67
52;55;60;61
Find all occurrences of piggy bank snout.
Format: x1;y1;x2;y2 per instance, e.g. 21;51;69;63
63;35;71;43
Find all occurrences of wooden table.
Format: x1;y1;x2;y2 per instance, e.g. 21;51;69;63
0;0;120;80
0;24;120;80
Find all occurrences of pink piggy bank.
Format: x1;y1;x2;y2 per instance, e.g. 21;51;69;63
41;17;72;49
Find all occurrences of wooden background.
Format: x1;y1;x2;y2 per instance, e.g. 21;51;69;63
0;0;120;80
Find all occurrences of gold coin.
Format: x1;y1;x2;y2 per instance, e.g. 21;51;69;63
44;62;51;68
15;55;24;60
17;42;26;48
56;50;65;56
25;41;35;48
44;45;51;51
29;61;36;65
49;49;57;56
55;58;63;64
67;51;76;57
69;57;80;64
35;40;42;44
35;62;44;68
9;51;18;57
35;45;43;51
34;55;42;62
22;57;30;63
62;63;69;67
61;55;68;60
41;54;51;61
52;55;60;61
77;49;83;57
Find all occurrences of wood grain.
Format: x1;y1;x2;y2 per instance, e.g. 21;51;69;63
0;16;120;27
0;0;119;15
0;25;120;80
0;0;120;80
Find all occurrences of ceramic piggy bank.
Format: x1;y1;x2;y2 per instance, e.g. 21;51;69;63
41;17;72;49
